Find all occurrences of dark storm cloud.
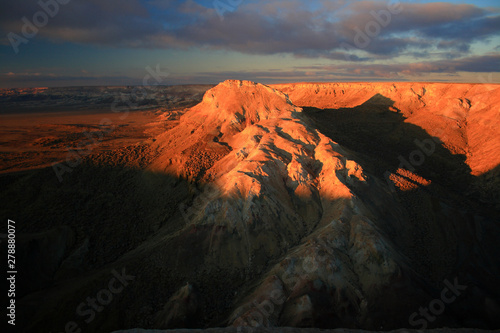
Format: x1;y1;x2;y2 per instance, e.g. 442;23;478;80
419;11;500;40
0;0;162;47
1;0;499;62
166;1;500;57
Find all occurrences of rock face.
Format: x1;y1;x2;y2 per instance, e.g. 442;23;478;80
154;283;200;328
273;82;500;177
2;80;499;332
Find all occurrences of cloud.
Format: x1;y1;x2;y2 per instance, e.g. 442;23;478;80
311;54;500;77
0;0;159;47
161;0;500;58
1;0;499;85
2;53;499;88
2;0;499;57
174;54;500;84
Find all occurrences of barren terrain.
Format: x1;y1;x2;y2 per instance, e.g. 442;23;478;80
0;81;499;333
0;85;213;173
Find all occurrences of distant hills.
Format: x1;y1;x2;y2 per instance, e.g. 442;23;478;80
0;85;214;113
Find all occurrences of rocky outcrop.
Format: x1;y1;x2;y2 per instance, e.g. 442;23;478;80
272;82;500;177
154;283;200;328
5;80;499;332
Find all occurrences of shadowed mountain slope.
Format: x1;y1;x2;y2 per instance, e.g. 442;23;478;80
0;81;498;332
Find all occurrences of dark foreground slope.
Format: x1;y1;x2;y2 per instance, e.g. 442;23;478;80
0;81;499;332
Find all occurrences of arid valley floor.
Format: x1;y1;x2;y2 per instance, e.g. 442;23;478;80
1;81;499;332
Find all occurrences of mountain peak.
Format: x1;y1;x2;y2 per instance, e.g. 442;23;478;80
192;80;299;128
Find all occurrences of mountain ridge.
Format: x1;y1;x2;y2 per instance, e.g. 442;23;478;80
1;80;498;332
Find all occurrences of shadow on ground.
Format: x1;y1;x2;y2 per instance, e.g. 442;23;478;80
302;94;474;191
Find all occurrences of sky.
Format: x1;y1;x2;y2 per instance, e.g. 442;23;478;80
0;0;499;88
